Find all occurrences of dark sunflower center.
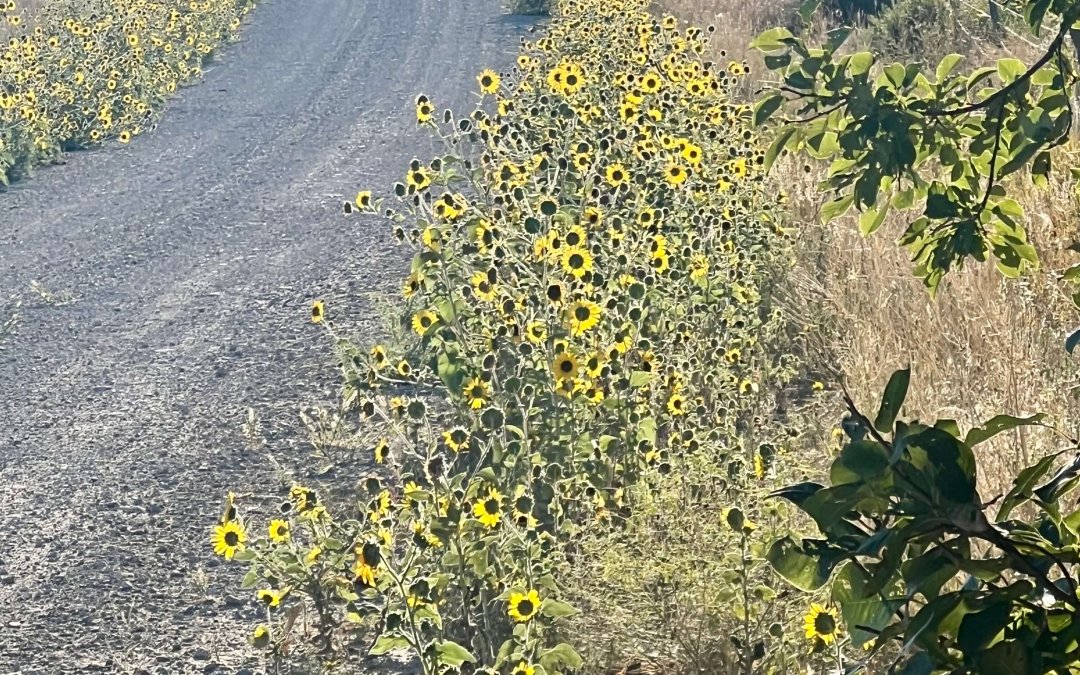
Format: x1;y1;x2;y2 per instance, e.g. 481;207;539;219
420;316;432;327
224;531;239;546
575;307;590;321
484;499;500;515
517;599;534;615
482;76;493;87
611;170;623;181
566;74;578;86
559;359;574;373
569;254;584;268
548;285;562;301
814;613;836;635
470;385;485;398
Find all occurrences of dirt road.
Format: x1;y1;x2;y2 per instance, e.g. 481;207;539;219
0;1;524;671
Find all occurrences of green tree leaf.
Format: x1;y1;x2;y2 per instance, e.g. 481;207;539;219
436;641;477;667
874;368;910;433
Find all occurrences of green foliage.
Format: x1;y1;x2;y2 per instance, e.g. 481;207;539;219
752;0;1080;294
769;370;1080;672
216;0;821;672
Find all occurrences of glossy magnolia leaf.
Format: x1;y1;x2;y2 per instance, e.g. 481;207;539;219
957;600;1012;655
874;368;910;433
436;641;476;667
1067;327;1080;354
998;450;1065;520
754;93;784;126
965;413;1045;448
821;193;855;224
832;563;902;649
936;53;965;82
764;126;797;172
858;204;889;236
840;439;891;478
750;27;794;52
766;536;835;591
975;639;1031;675
768;481;824;506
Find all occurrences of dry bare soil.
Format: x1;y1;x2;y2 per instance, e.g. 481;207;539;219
0;0;526;671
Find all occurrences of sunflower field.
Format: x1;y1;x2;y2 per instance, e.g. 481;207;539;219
0;0;256;186
214;0;829;672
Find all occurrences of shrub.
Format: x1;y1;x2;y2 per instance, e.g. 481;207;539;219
0;0;257;185
214;0;826;672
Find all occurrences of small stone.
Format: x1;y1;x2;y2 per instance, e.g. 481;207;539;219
191;647;211;661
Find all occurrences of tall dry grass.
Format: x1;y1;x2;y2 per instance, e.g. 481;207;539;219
666;0;1080;494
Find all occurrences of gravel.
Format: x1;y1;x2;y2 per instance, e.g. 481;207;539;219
0;0;527;671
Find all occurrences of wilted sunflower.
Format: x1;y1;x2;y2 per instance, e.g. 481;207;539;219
268;519;289;544
257;587;288;608
462;377;490;410
211;520;246;560
442;427;470;452
477;68;500;95
507;589;541;622
472;487;504;528
804;603;841;645
310;300;325;324
251;624;270;648
567;299;601;336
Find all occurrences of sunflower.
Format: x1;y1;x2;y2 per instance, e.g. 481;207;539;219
511;663;536;675
406;166;432;191
252;624;271;648
690;254;709;282
354;190;372;209
411;310;438;336
804;603;841;645
416;96;435;123
664;162;689;185
472;487;504;528
561;246;594;279
553;351;579;380
257;587;289;608
667;391;687;416
310;300;325;324
605;163;628;188
525;321;547;345
470;271;498;302
211;520;246;560
354;542;380;587
402;272;424;298
374;437;390;464
442;427;470;452
507;589;541;623
567;299;601;336
370;344;388;369
397;360;413;377
477;68;500;95
462;377;490;410
268;519;290;544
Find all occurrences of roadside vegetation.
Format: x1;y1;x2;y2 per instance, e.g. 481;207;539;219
184;0;1080;671
0;0;257;186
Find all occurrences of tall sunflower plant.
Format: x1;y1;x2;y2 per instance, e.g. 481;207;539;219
215;0;815;671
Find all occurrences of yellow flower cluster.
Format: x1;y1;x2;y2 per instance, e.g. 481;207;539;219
219;0;797;669
0;0;256;185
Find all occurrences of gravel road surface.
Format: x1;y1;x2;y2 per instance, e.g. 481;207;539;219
0;1;524;671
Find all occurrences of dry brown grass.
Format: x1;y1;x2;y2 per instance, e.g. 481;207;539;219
776;156;1080;496
664;0;1080;495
